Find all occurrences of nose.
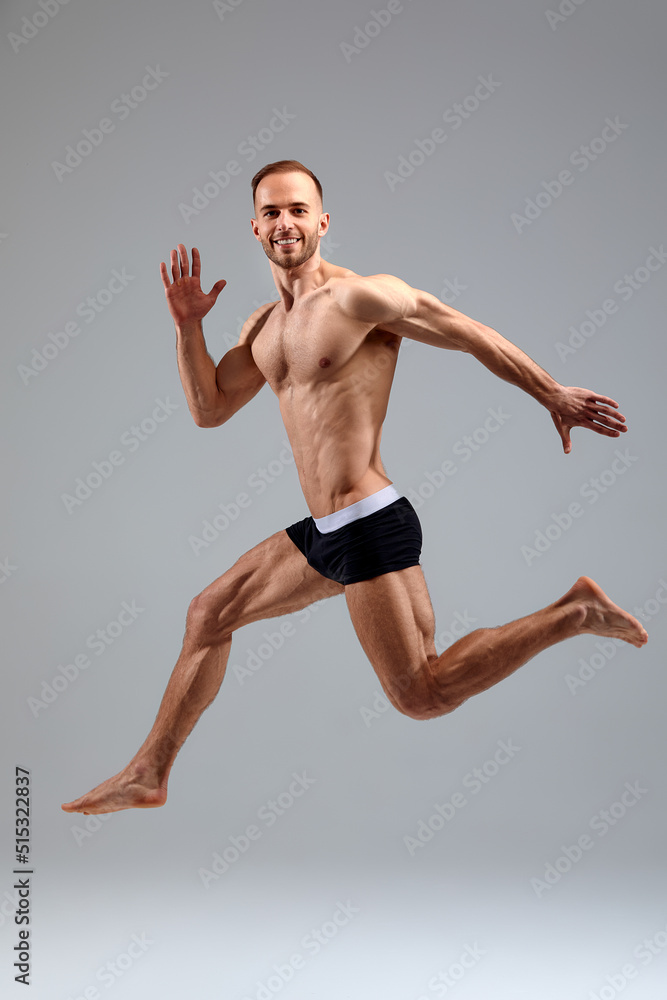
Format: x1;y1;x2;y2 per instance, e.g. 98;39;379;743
275;211;295;231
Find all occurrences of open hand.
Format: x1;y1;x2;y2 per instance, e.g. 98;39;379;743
550;386;627;454
159;244;226;327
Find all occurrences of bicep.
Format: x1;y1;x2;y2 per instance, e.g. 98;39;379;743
376;287;472;350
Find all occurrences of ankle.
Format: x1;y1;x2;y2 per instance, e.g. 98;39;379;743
560;600;587;632
125;756;164;785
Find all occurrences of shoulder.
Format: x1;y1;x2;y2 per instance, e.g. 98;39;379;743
327;271;417;323
238;300;280;345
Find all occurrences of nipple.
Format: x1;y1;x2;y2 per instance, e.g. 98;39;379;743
319;356;331;368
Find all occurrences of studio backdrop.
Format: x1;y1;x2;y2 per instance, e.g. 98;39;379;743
1;0;666;998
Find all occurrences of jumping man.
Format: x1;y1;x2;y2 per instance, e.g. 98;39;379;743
62;159;647;815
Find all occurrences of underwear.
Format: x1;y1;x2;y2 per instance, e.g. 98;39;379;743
284;484;422;585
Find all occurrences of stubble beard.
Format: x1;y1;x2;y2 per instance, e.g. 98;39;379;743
262;229;320;269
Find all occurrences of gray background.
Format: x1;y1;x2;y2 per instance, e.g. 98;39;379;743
1;0;666;997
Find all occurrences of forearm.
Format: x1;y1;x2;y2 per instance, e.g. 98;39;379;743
174;321;225;424
459;320;562;408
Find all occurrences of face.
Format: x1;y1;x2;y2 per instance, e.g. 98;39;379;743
251;172;328;269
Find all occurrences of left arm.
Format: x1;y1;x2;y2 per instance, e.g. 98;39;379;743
337;274;627;454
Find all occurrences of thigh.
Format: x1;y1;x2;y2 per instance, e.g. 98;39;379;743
344;564;438;711
194;528;345;634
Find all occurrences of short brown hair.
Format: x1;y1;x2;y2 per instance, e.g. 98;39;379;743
251;160;323;211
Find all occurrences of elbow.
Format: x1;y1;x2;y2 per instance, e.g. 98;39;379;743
192;391;229;427
193;409;226;428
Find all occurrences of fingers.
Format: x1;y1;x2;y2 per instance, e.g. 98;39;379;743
170;248;179;282
579;393;627;435
587;419;627;437
160;244;224;305
586;393;619;409
208;278;227;299
576;411;626;438
587;402;626;424
593;417;627;433
179;243;190;278
585;408;628;433
167;244;191;283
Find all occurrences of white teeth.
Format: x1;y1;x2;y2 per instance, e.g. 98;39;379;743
275;238;299;244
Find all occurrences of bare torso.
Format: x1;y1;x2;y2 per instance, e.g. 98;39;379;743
248;262;402;518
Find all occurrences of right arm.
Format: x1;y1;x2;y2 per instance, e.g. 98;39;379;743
160;244;271;427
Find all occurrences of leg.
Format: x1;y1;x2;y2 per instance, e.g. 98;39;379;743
345;568;648;720
62;530;344;813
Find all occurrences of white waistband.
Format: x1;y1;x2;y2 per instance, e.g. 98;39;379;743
313;484;402;534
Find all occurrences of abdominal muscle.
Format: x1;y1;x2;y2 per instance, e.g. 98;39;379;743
278;379;392;519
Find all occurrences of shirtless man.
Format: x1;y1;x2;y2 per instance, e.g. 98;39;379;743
62;159;647;816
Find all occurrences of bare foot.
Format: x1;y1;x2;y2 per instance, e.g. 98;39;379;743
61;763;168;815
561;576;648;648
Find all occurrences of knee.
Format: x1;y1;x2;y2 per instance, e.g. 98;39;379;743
392;663;463;721
186;590;233;644
397;697;461;721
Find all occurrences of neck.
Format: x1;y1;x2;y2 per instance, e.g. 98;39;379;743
269;251;330;310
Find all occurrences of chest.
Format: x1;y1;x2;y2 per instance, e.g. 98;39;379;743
251;295;361;389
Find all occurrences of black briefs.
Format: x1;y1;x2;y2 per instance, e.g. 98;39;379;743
284;487;422;586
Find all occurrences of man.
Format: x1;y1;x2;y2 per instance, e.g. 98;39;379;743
62;159;647;816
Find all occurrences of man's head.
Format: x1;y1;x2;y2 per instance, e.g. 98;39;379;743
250;160;329;269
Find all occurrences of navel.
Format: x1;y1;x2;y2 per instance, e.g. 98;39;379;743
319;356;332;368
